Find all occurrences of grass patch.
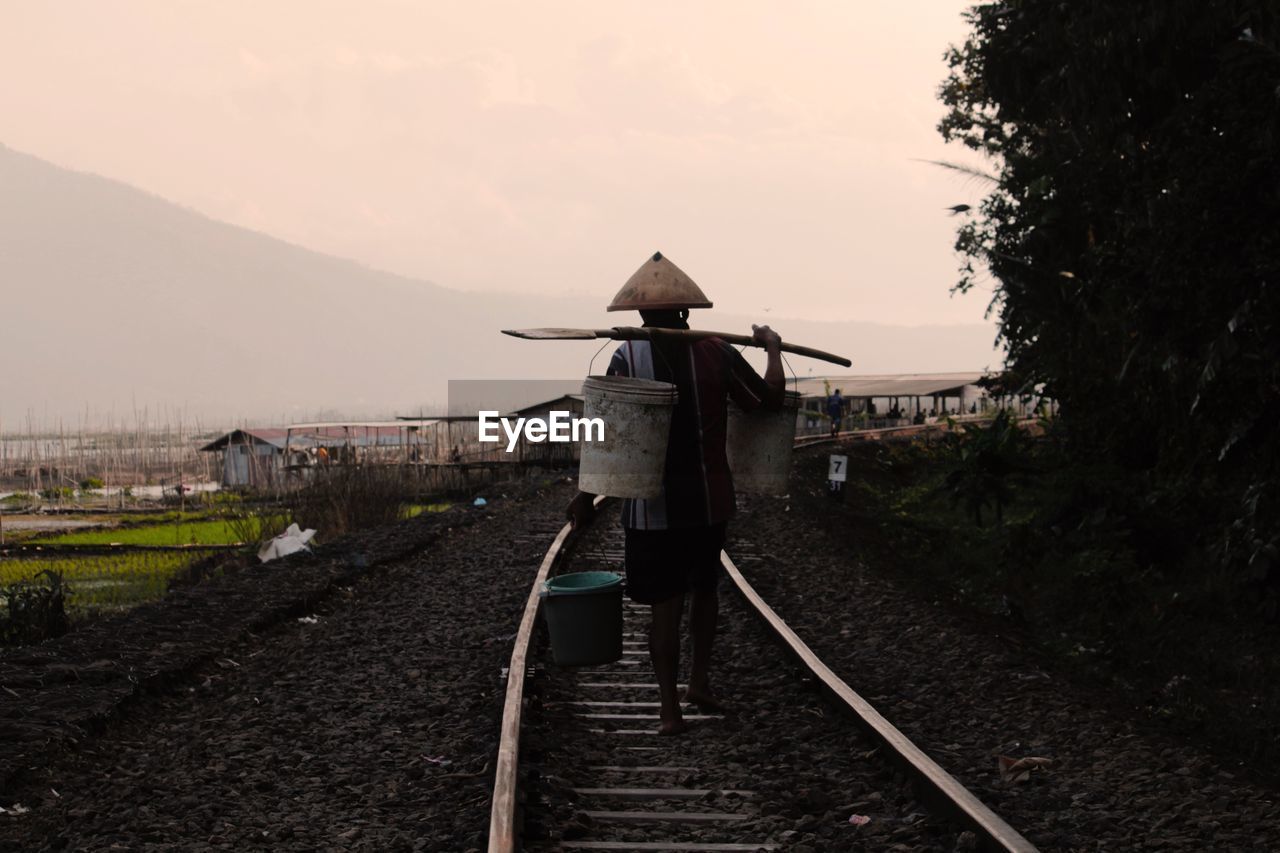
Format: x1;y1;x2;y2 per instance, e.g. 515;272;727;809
31;517;255;547
0;551;204;614
400;502;452;519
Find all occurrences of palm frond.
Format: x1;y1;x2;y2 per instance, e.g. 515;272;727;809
912;158;1000;187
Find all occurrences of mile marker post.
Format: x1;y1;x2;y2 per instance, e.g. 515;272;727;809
827;453;847;501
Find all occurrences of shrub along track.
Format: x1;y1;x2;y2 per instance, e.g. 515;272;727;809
0;480;576;851
732;441;1280;851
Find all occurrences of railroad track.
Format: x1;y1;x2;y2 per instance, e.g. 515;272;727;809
490;429;1038;852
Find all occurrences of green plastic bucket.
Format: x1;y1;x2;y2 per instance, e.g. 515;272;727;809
541;571;624;666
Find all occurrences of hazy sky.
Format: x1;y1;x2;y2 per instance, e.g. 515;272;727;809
2;1;990;327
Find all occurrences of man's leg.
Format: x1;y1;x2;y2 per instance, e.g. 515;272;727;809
649;594;686;735
684;584;725;711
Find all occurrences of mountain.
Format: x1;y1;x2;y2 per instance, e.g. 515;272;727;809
0;143;1001;426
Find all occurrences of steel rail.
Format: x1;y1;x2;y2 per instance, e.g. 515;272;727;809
488;495;607;853
771;428;1038;850
720;551;1038;853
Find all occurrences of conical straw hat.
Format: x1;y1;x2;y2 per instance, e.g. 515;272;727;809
607;252;713;312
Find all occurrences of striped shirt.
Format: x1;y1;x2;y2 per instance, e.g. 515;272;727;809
607;336;774;530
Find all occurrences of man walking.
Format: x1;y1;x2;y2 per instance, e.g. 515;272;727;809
567;252;784;735
827;388;844;437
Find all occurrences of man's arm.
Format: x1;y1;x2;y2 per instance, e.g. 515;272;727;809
752;324;786;409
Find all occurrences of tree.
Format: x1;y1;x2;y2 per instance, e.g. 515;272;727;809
940;2;1280;594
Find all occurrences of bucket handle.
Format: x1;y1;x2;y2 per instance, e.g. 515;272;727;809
587;338;612;377
731;344;800;396
587;334;678;380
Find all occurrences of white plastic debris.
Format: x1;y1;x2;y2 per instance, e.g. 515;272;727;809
473;497;488;507
258;523;317;563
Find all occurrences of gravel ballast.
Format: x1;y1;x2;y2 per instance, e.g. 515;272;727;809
731;443;1280;851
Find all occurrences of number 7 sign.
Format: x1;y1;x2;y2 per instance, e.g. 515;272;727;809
828;454;848;483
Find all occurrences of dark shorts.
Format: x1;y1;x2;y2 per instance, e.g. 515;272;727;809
623;523;727;605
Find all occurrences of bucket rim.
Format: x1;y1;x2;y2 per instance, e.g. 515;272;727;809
542;570;625;596
730;389;803;411
582;375;678;403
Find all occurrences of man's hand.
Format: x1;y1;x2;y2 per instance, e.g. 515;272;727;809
566;491;596;529
751;324;782;352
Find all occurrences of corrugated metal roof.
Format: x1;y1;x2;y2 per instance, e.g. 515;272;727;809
201;421;442;452
286;420;441;429
791;373;986;399
199;428;291;452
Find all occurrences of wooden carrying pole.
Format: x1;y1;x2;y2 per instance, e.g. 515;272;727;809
502;326;851;367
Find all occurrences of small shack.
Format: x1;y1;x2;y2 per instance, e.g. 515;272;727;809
201;421;440;487
199;428;292;488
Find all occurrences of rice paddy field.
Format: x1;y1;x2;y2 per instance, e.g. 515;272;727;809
1;503;451;619
0;511;257;617
29;517;252;547
1;551;207;613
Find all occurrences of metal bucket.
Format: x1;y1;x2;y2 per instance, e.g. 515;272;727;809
726;390;802;495
578;376;678;498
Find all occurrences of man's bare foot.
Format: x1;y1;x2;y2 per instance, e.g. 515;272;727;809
658;718;689;736
682;687;728;713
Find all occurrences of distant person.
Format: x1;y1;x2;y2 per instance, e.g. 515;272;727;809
450;445;462;463
826;389;844;437
913;410;925;425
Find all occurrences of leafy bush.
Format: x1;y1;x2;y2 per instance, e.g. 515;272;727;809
225;510;292;548
1;570;69;645
940;410;1028;526
79;477;105;490
39;486;76;502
